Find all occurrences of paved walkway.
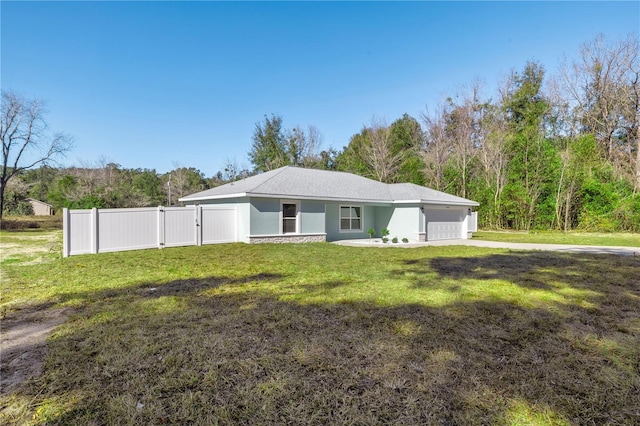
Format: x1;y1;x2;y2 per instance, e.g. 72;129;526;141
333;238;640;256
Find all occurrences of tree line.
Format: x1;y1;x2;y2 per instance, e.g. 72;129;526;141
2;34;638;231
247;34;640;232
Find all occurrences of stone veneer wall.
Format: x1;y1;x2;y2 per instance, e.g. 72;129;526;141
249;234;326;244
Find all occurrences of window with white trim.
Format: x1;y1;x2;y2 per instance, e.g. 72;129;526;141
339;205;362;232
282;203;297;233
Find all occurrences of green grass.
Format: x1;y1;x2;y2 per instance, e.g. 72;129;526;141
1;230;639;425
474;230;640;247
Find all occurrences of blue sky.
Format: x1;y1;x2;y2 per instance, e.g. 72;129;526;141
2;1;638;177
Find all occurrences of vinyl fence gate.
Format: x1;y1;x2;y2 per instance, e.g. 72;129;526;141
63;205;237;257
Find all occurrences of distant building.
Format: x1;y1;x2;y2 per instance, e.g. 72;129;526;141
27;198;54;216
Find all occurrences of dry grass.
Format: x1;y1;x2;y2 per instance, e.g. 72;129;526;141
1;240;639;425
0;215;62;231
0;230;61;267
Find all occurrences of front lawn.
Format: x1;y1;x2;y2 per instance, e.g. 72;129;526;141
474;230;640;247
1;232;639;425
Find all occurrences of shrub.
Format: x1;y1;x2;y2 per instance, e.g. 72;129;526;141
578;212;619;232
2;200;34;216
612;194;640;233
367;228;376;240
392;237;398;243
382;237;389;244
402;238;409;243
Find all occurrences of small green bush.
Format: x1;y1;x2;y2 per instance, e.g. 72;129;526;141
367;228;376;240
402;238;409;243
392;237;398;243
382;237;389;244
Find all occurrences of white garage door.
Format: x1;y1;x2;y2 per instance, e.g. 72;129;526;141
424;207;465;241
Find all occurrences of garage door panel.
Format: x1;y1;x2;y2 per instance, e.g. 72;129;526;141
427;222;462;240
424;207;464;241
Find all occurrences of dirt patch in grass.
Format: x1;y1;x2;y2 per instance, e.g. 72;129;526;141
0;305;71;395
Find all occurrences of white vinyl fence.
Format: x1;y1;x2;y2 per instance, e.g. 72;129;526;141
63;205;236;257
468;211;478;233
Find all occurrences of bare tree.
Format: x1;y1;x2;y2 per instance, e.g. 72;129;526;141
561;34;640;191
222;157;251;182
444;84;484;198
1;90;72;220
421;106;453;191
479;107;509;228
358;118;406;183
168;162;207;201
287;125;324;168
301;125;324;167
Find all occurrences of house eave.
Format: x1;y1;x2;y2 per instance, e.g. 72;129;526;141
180;192;478;207
249;193;391;204
179;192;248;202
182;192;394;205
420;200;480;207
392;199;478;207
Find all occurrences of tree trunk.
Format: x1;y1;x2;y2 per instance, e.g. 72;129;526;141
555;164;565;230
636;135;640;193
563;195;570;232
564;183;574;232
0;181;5;223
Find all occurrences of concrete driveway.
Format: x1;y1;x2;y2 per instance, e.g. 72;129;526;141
333;238;640;256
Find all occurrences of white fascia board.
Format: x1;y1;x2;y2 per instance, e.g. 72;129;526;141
391;199;424;205
245;192;393;205
419;200;480;207
178;192;248;202
179;191;389;204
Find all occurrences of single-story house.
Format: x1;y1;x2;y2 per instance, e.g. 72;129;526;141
27;198;54;216
179;166;478;244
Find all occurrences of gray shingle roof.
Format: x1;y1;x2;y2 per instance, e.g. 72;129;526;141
180;166;478;206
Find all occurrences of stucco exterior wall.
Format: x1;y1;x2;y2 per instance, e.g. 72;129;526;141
325;203;377;242
248;198;326;236
385;205;421;242
250;198;280;235
300;200;325;234
374;207;393;238
188;196;472;244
